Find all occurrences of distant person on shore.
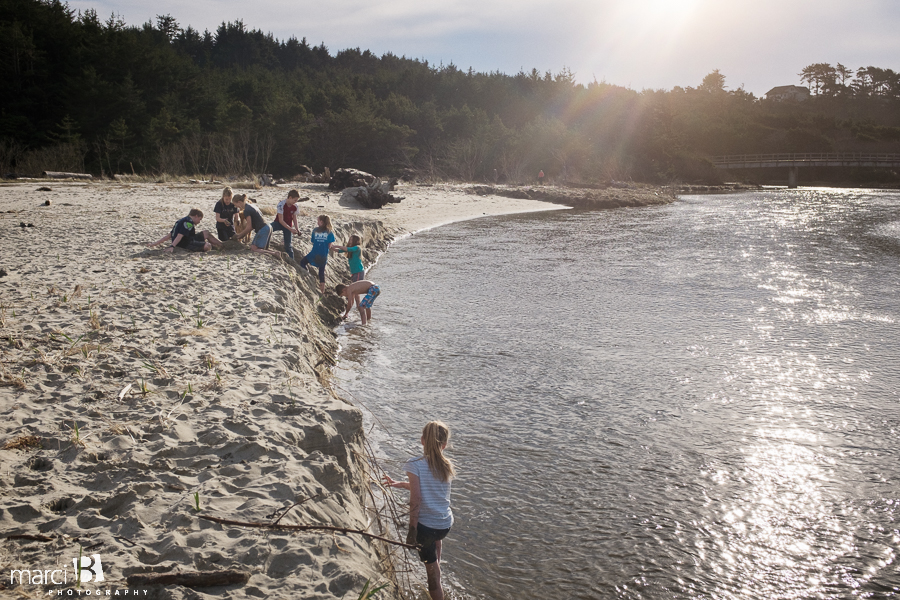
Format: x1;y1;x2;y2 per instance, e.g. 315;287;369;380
232;195;282;258
384;421;456;600
213;187;239;241
272;189;302;260
299;215;336;294
537;169;545;185
147;208;223;253
334;279;379;325
333;234;365;282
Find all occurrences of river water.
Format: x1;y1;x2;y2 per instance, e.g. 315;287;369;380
334;188;900;599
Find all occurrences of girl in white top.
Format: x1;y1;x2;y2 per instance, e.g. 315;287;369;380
384;421;456;600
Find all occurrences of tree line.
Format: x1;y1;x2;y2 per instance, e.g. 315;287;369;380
1;0;899;184
799;63;900;98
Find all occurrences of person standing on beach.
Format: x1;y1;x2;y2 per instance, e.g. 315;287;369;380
147;208;223;253
384;421;456;600
538;169;545;185
299;215;335;294
213;187;239;241
272;189;302;260
334;279;379;325
232;195;282;258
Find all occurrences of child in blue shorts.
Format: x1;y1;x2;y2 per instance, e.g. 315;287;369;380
334;279;380;325
232;195;282;258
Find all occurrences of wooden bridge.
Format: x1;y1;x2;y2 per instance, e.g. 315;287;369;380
710;153;900;187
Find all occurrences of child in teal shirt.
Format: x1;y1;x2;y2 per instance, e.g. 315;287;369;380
334;234;365;282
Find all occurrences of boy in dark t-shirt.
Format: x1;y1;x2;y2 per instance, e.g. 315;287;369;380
147;209;223;253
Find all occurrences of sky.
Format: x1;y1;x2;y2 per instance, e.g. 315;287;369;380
67;0;900;97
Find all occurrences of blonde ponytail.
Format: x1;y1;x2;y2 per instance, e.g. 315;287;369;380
422;421;455;482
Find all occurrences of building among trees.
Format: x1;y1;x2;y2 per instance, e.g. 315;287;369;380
765;85;811;102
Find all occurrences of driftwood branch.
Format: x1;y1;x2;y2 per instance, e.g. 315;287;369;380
126;570;249;588
42;171;92;180
6;534;53;542
270;493;321;526
197;514;417;549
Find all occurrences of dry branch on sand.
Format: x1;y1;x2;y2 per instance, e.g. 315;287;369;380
126;570;250;588
196;514;418;549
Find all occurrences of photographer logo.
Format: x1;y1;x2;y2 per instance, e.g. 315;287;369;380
73;554;104;583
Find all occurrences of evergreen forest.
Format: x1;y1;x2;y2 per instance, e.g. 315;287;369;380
2;0;900;184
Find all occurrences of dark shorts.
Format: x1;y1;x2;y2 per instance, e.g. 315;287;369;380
181;237;207;252
216;223;235;241
415;523;450;564
299;253;327;282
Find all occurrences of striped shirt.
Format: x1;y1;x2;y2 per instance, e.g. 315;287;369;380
405;456;453;529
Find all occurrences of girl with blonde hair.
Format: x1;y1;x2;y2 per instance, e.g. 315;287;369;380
384;421;456;600
213;187;239;241
298;214;335;294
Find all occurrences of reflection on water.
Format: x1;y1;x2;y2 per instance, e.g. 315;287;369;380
335;189;900;599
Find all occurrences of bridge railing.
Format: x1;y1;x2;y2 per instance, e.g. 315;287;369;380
710;153;900;165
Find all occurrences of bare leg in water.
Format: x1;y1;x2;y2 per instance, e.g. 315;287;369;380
425;539;444;600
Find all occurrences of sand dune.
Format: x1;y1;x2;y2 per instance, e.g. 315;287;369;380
0;180;565;598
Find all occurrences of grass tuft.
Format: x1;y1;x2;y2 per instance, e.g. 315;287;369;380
356;579;389;600
0;365;27;389
2;435;42;451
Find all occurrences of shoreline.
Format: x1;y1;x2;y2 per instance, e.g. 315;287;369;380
0;181;670;598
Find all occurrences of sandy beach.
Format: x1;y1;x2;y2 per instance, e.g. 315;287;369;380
0;179;581;599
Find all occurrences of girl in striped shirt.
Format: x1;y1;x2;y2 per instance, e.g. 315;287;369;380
384;421;456;600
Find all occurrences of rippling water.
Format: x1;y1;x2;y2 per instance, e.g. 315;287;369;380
335;189;900;599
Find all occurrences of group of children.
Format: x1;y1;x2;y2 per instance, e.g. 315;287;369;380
148;189;455;599
147;187;380;324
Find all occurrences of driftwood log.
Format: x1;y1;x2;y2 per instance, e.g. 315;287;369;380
332;169;402;209
126;570;250;588
6;534;53;542
328;168;376;192
341;183;402;209
294;166;330;183
42;171;92;180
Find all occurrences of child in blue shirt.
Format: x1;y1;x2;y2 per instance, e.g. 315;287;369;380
299;215;335;293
